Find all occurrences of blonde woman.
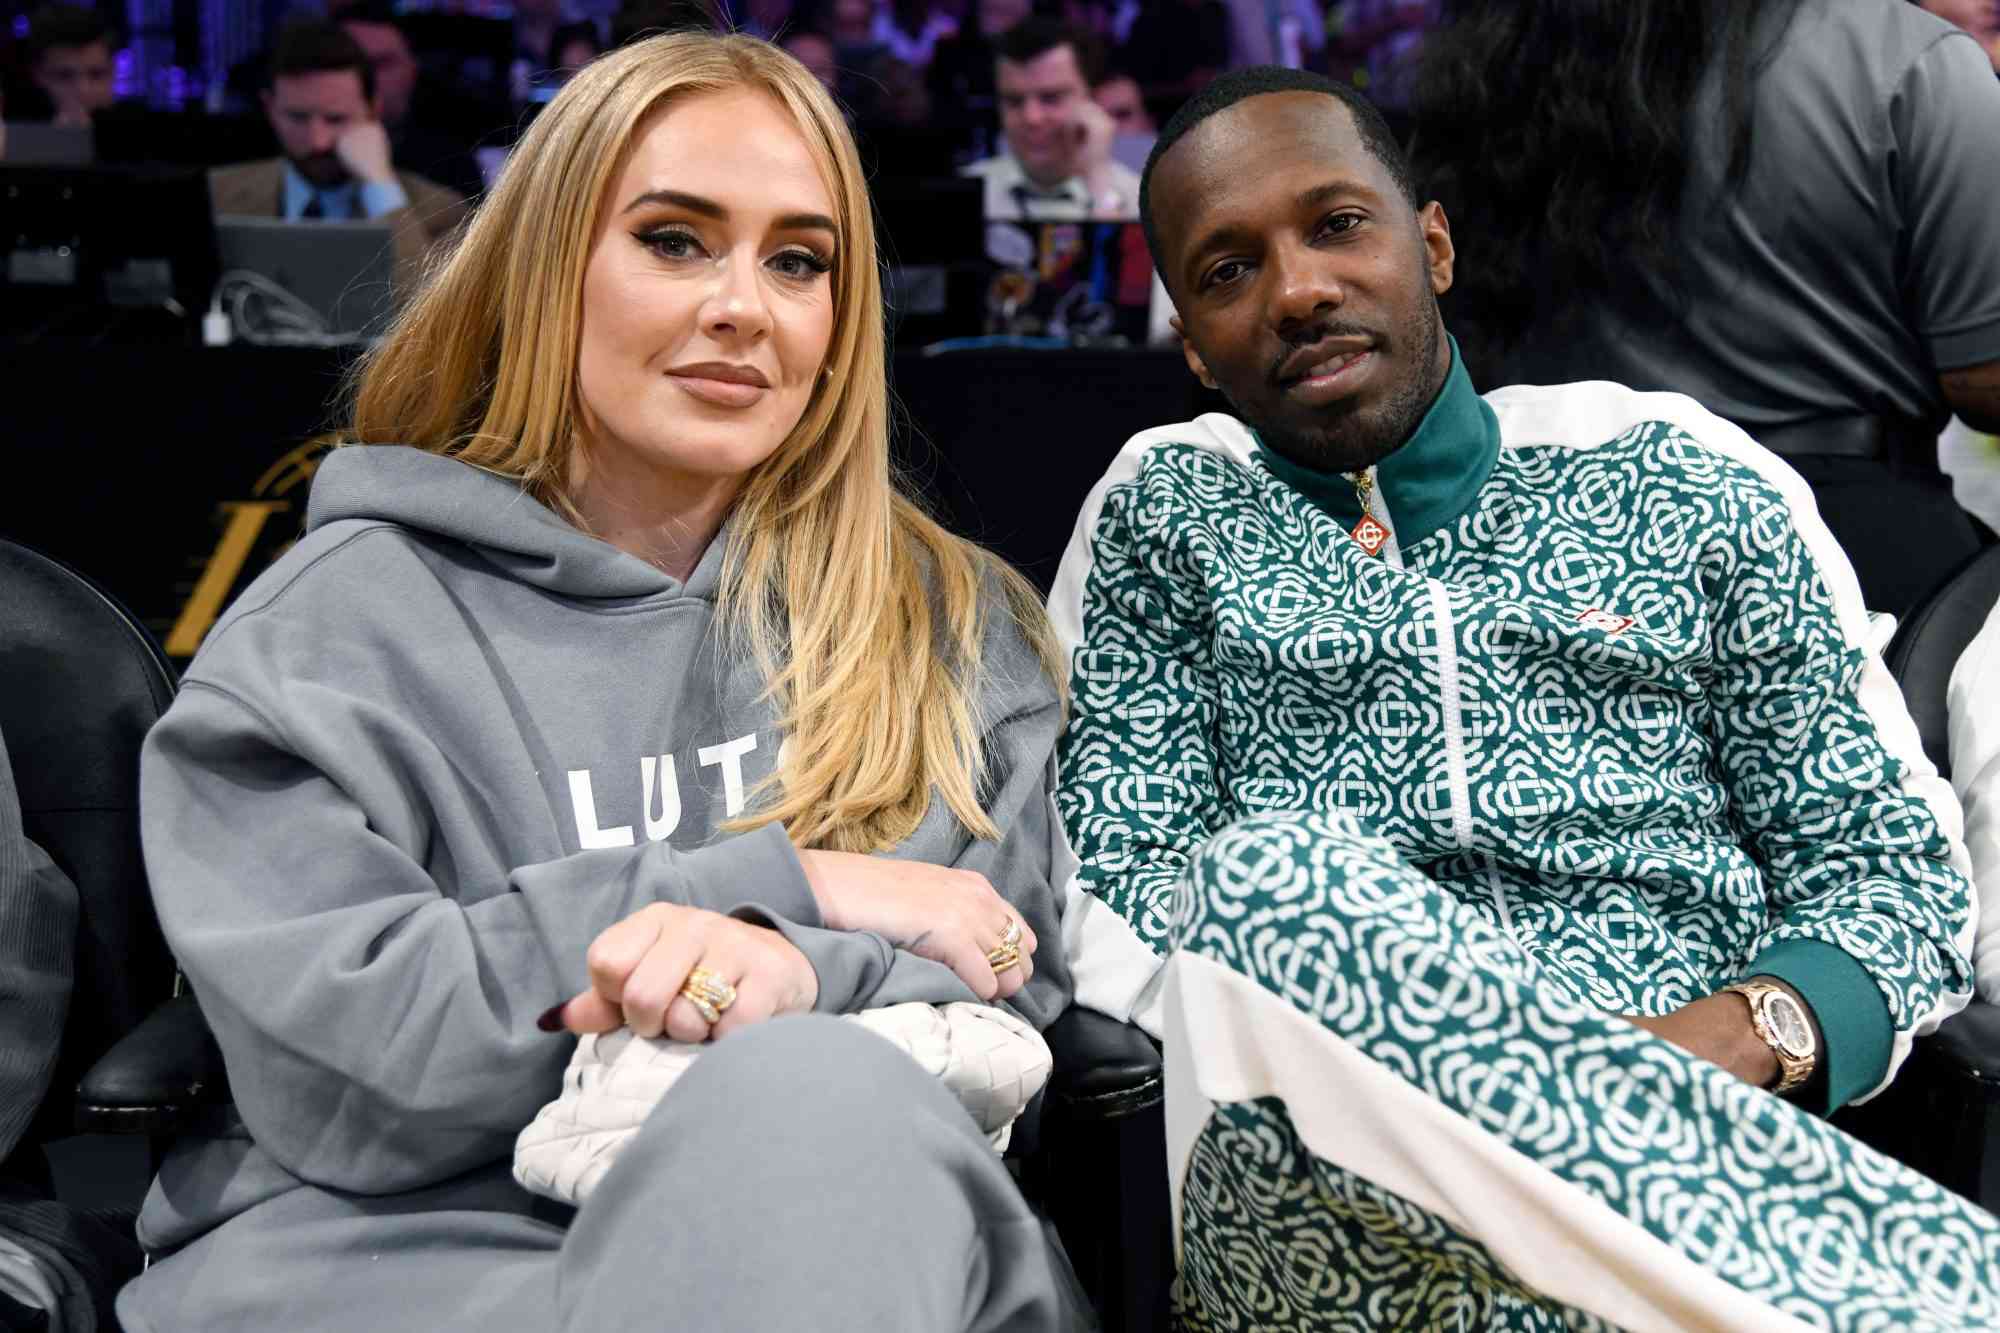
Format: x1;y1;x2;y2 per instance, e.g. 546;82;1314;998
122;33;1091;1332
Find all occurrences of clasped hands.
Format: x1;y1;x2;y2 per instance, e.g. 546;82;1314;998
542;849;1037;1041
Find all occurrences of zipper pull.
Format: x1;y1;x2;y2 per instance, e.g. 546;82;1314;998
1346;467;1388;557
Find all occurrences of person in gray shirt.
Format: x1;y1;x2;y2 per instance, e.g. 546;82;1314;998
1412;0;2000;613
119;32;1091;1333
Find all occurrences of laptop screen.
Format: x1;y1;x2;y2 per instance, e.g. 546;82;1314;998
213;216;397;340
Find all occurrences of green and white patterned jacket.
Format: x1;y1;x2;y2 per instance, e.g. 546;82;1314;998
1052;349;1975;1111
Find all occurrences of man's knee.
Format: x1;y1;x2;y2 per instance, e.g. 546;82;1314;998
1178;809;1411;946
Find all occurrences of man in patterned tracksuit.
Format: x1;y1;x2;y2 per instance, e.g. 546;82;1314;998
1052;66;2000;1330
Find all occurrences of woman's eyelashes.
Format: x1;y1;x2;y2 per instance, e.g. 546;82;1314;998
633;225;833;281
635;224;704;260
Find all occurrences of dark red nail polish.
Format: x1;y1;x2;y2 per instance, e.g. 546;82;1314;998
536;1005;566;1033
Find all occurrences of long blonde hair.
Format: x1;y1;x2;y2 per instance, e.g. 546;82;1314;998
340;32;1062;852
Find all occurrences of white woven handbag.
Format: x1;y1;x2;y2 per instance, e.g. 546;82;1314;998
513;1002;1054;1206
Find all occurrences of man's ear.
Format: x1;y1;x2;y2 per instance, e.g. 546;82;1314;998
1420;200;1455;298
1172;316;1219;390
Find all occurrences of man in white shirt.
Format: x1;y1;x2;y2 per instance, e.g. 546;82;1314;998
1950;587;2000;1002
961;19;1141;222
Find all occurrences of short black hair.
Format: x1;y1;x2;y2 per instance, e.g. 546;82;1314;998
268;19;376;101
1139;66;1419;284
994;18;1101;84
27;4;114;65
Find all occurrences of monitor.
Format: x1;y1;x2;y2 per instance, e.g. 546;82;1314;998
212;215;398;341
0;163;216;339
872;175;987;345
873;175;984;267
0;122;93;166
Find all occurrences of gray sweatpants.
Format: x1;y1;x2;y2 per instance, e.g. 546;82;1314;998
118;1015;1096;1331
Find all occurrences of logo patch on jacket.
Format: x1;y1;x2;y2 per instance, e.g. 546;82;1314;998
1350;515;1389;556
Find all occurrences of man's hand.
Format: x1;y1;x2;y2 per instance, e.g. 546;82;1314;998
1070;97;1116;177
1625;991;1780;1088
333;121;398;187
1070;99;1130;218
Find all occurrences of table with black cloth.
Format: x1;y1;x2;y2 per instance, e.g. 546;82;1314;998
0;341;1215;663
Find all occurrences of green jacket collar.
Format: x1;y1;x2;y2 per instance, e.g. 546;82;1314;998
1254;337;1500;549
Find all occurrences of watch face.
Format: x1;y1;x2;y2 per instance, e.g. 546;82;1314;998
1764;993;1814;1058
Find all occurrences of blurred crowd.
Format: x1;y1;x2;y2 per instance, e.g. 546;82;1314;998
3;0;1994;251
4;0;1997;195
0;0;1995;395
0;1;1484;353
0;0;1469;202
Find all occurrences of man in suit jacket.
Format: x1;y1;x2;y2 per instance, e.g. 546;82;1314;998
210;20;469;295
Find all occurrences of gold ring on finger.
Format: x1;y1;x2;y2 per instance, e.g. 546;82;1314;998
684;966;737;1012
998;919;1023;949
681;966;737;1019
990;950;1022;976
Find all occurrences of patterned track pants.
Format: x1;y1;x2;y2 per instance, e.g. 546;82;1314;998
1162;811;2000;1332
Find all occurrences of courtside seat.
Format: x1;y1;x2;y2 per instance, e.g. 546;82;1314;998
1833;546;2000;1207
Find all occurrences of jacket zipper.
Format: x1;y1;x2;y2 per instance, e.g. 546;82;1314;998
1423;578;1507;930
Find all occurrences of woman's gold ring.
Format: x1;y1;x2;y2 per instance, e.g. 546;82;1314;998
986;920;1024;972
680;967;737;1025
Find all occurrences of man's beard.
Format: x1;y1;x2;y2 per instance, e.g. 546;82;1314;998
292;151;350;189
1251;295;1445;477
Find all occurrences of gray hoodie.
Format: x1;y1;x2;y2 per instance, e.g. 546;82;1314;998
135;445;1073;1251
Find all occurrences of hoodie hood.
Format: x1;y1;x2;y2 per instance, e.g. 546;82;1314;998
306;444;724;601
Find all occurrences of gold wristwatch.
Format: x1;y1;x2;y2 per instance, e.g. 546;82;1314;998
1721;979;1817;1095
